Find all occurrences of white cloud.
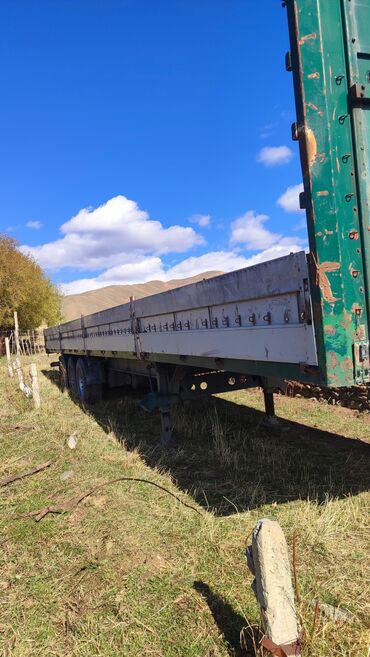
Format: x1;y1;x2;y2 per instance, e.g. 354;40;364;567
62;256;165;295
277;183;304;213
188;213;211;228
26;220;43;230
257;145;293;167
23;194;306;298
230;211;281;250
62;241;304;295
166;252;249;279
21;195;204;271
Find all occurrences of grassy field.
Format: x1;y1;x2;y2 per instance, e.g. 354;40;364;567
0;355;369;657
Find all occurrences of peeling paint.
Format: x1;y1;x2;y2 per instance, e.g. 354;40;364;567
341;311;352;329
305;127;317;167
356;323;366;341
324;324;336;335
341;357;353;371
308;72;320;78
317;190;329;197
315;260;341;303
299;33;317;45
307;102;323;117
328;351;339;369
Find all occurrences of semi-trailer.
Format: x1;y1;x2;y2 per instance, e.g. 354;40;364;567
45;0;370;445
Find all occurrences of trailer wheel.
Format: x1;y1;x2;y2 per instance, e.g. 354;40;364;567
67;358;78;397
59;355;68;392
76;358;102;404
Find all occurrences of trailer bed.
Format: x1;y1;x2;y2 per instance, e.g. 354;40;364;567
45;251;317;380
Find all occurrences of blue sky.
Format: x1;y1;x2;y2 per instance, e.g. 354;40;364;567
0;0;306;294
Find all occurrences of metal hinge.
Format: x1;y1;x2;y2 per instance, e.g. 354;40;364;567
353;340;370;384
350;83;370;104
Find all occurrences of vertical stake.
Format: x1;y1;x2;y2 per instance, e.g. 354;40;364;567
5;337;13;377
30;363;41;409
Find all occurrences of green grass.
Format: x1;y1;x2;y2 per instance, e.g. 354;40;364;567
0;355;369;657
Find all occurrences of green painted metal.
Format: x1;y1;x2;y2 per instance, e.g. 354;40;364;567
286;0;370;386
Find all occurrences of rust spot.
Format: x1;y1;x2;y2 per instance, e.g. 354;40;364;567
324;325;336;335
356;323;366;341
299;33;317;45
307;102;323;117
315;260;340;302
328;352;339;369
317;191;329;197
349;262;359;277
341;357;353;372
305;127;317;167
308;72;320;79
341;310;352;329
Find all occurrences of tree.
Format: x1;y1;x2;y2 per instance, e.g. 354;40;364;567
0;234;61;330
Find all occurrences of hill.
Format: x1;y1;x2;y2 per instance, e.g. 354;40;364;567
62;271;223;321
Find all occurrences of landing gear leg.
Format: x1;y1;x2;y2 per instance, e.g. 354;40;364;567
262;388;279;426
156;365;176;448
159;407;173;448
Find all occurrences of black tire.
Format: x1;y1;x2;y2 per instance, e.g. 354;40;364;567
59;355;68;392
75;358;102;404
67;357;78;397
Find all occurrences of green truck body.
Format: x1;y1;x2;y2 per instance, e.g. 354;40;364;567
286;0;370;385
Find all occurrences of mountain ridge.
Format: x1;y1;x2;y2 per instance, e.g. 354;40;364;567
61;271;223;321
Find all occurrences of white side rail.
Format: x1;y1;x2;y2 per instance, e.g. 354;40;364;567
45;252;318;366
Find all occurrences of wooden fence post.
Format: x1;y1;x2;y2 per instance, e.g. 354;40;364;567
14;311;20;355
246;519;301;656
30;363;41;409
5;337;13;377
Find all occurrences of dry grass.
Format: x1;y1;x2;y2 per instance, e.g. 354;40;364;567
0;355;369;657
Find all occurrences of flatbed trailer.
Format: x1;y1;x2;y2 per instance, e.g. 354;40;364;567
45;0;370;444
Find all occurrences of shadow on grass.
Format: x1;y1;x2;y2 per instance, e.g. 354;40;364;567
193;581;259;657
43;369;370;516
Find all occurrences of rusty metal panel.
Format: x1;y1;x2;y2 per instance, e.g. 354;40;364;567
286;0;370;385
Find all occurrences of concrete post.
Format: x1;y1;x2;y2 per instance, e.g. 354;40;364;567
15;357;25;392
30;363;41;409
246;519;301;656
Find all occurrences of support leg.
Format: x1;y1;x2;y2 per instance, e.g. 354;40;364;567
156;365;175;448
262;388;279;426
159;407;173;448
